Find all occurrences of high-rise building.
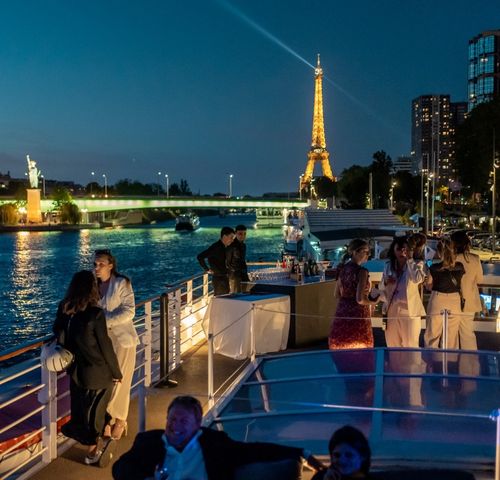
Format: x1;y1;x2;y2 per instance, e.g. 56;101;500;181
468;30;500;111
449;101;467;177
411;95;451;185
393;156;417;175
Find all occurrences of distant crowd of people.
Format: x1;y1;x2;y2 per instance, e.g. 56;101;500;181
329;230;483;351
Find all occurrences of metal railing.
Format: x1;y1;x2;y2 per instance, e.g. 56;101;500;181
0;272;212;480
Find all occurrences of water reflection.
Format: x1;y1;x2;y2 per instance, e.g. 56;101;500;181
0;215;280;350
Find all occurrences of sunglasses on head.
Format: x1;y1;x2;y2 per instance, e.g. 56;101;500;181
95;249;112;256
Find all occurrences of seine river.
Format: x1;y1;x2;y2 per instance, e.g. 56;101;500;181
0;214;282;351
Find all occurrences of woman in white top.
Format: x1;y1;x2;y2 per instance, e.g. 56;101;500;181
450;231;484;350
380;236;426;348
94;249;138;440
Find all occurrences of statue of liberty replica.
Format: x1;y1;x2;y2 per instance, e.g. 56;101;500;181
25;154;42;223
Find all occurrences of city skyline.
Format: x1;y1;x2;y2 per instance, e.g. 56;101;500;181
0;1;499;195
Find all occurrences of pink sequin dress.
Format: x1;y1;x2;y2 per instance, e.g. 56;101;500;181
328;262;374;349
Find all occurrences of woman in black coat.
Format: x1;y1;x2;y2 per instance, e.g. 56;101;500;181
53;270;122;467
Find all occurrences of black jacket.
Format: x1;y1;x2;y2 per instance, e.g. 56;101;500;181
112;427;303;480
226;238;249;280
53;304;122;389
197;240;228;275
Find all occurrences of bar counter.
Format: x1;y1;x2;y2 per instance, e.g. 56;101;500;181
250;276;338;347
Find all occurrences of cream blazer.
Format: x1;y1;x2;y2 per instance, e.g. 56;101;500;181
455;252;483;313
100;275;139;348
380;259;426;317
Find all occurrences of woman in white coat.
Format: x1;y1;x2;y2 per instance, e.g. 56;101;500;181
450;230;484;350
94;249;138;440
381;236;426;348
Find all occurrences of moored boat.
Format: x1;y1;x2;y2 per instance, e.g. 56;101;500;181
175;212;200;231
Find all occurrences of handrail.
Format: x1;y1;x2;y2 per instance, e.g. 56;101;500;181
0;335;52;363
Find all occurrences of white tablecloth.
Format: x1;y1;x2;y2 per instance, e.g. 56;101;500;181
202;293;290;360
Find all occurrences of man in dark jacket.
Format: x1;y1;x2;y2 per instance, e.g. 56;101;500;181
112;395;322;480
227;224;250;293
197;226;235;295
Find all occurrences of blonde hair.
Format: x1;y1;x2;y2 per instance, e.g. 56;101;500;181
437;238;456;269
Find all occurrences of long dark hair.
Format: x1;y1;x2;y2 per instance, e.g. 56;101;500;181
387;235;410;272
436;237;456;270
61;270;100;315
328;425;371;474
94;250;130;283
450;230;471;262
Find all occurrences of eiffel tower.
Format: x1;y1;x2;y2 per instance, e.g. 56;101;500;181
301;54;335;191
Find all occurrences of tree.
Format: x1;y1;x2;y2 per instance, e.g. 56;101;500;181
179;179;192;196
455;97;500;198
51;187;81;224
337;165;370;208
370;150;393;208
311;176;337;199
0;203;18;224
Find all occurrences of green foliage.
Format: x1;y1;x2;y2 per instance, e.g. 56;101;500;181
60;202;81;224
312;176;337;199
179;179;192;195
455;97;500;196
51;186;73;208
370;150;393;208
50;187;81;224
337;165;370;208
114;179;155;195
0;202;18;224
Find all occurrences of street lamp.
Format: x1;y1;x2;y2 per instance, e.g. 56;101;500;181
426;173;433;234
102;174;108;198
40;174;46;198
228;173;233;198
165;174;169;199
299;175;304;200
492;128;499;254
389;180;397;210
91;171;95;198
157;171;162;197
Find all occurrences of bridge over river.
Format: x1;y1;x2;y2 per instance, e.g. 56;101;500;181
0;196;308;213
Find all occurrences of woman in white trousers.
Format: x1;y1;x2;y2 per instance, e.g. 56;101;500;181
424;238;465;349
450;230;483;350
94;249;138;440
380;236;426;348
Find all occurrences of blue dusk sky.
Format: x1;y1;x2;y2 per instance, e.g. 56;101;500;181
0;0;498;195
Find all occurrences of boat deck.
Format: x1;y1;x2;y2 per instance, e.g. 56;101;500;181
29;343;250;480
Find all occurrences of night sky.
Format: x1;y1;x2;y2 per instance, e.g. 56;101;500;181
0;0;498;195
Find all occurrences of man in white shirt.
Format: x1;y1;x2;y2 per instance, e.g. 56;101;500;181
112;395;323;480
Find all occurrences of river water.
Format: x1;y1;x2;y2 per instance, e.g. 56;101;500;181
0;214;282;351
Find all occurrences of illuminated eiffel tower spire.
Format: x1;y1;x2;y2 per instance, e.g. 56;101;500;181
301;54;335;189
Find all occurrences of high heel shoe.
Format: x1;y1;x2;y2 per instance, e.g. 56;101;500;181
111;419;128;440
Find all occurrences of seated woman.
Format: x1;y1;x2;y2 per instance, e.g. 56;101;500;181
312;425;377;480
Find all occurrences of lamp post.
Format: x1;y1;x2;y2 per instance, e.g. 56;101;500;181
493;129;499;254
91;171;95;197
102;174;108;198
390;180;397;211
426;173;433;234
228;173;233;198
299;175;304;200
165;174;169;199
40;174;45;198
157;171;162;197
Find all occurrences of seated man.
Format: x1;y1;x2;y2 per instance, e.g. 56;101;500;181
112;395;323;480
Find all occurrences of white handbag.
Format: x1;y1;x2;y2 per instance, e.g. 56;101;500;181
41;315;74;373
41;340;74;372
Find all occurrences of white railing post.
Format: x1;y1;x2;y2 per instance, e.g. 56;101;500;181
490;408;500;480
441;309;449;388
187;279;193;312
250;303;256;362
203;273;209;304
208;333;214;408
167;289;182;372
39;366;58;462
138;301;152;433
